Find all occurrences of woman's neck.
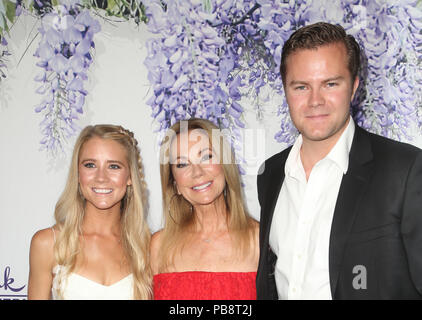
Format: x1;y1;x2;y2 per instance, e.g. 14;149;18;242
82;203;121;236
192;194;228;234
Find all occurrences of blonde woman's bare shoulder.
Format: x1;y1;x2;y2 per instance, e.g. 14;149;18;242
150;229;163;275
150;230;163;253
30;226;58;259
29;227;57;275
28;227;57;300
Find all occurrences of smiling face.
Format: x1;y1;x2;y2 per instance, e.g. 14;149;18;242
284;42;359;147
78;137;132;213
169;129;226;208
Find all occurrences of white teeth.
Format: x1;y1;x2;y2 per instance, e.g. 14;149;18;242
193;182;212;190
93;188;113;194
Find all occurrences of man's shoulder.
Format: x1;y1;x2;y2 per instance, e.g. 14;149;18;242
257;146;292;176
358;126;422;158
265;146;292;166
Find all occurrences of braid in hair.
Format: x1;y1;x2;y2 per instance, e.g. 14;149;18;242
115;125;152;299
53;124;152;300
117;126;148;210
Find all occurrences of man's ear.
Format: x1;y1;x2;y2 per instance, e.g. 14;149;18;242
351;76;359;101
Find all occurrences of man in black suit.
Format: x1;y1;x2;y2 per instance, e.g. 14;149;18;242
256;22;422;299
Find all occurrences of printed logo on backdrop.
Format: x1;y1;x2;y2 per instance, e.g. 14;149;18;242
0;266;27;299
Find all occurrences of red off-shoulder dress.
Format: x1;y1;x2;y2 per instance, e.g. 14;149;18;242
153;271;257;300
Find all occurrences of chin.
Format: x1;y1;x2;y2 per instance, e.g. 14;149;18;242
198;194;226;206
87;200;122;212
306;133;332;142
303;126;338;142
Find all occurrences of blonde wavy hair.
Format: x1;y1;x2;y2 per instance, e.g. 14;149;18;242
157;118;256;272
53;124;152;299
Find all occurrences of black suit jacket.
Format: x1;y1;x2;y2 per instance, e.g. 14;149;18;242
256;125;422;299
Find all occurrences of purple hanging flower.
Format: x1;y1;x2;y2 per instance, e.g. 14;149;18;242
143;0;270;171
0;35;10;81
254;0;422;144
34;2;100;154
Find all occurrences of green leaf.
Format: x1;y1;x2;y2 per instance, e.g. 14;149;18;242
0;0;5;15
0;14;7;33
5;0;15;24
107;0;117;12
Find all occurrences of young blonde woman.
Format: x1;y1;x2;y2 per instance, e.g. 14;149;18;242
28;124;152;299
151;118;259;300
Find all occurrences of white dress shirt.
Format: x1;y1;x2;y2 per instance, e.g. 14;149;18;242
269;117;355;300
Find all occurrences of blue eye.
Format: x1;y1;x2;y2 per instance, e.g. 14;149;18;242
109;164;121;169
176;162;188;169
202;153;212;161
84;162;95;168
202;152;216;163
327;82;338;87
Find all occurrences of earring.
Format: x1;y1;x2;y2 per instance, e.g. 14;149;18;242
175;184;181;195
168;193;180;224
168;193;194;224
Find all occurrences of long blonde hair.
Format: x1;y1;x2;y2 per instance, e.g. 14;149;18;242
53;124;152;299
158;118;256;272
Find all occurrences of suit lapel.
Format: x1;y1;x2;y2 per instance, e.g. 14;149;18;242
329;126;374;297
261;150;290;247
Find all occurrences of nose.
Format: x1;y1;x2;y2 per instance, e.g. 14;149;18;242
95;165;108;182
191;163;204;178
309;88;324;108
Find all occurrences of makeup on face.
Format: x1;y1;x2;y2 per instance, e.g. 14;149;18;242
78;137;132;212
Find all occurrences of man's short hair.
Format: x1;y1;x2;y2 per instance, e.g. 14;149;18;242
280;22;361;85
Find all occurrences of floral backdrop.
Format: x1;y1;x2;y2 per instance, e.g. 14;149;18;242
1;0;421;162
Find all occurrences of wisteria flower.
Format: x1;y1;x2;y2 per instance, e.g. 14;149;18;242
0;35;10;81
143;0;271;170
34;2;100;154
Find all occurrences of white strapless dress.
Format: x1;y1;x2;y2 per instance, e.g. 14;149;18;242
52;265;134;300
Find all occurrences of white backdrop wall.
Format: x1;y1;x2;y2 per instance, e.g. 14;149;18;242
1;13;422;299
0;14;285;298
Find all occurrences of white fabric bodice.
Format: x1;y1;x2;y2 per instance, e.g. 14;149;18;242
52;265;134;300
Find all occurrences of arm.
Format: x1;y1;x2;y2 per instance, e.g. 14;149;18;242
27;228;55;300
401;151;422;295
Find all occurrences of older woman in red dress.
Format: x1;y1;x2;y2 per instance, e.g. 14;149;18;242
151;118;259;300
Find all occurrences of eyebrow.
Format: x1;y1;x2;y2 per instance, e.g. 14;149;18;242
172;148;214;161
174;156;188;161
80;158;126;165
324;76;344;82
288;76;345;86
288;80;307;86
199;147;213;155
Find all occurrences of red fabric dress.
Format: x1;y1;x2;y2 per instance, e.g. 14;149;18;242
153;271;257;300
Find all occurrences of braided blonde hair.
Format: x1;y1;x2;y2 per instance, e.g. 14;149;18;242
53;124;152;299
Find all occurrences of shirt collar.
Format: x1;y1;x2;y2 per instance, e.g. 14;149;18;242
285;134;305;180
285;116;355;177
326;116;355;174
